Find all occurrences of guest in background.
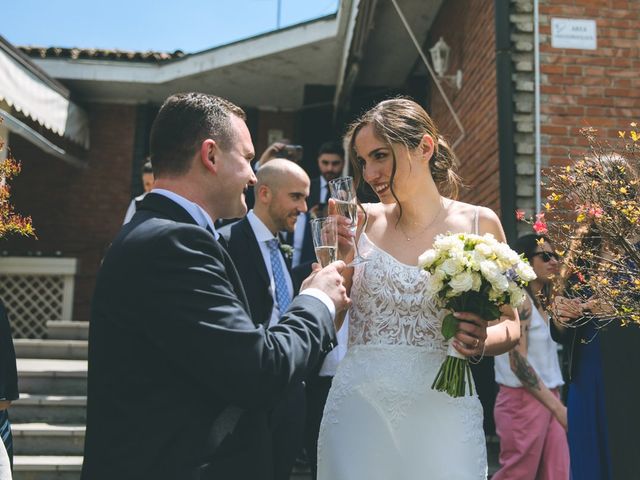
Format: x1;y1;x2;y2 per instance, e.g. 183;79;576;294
123;160;154;224
551;224;640;480
493;234;569;479
0;299;18;472
219;159;310;480
289;141;345;268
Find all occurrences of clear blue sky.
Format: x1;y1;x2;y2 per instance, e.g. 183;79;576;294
2;0;339;53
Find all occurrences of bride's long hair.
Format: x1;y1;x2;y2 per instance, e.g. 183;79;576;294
345;97;462;222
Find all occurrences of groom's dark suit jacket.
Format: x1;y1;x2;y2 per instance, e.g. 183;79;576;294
219;217;307;480
81;193;336;480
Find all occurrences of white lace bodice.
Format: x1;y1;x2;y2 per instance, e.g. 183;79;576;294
349;233;447;353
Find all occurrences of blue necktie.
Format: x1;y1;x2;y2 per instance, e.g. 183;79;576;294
267;238;291;313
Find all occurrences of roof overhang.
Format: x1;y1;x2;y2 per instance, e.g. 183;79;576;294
333;0;443;114
25;6;356;110
0;35;89;149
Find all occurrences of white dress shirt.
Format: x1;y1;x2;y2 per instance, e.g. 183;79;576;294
151;188;218;238
247;210;294;327
123;193;147;224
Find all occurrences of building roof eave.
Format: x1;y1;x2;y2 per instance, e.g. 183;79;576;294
0;35;90;149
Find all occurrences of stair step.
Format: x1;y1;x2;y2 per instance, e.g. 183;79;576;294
14;339;88;360
12;424;85;456
13;455;82;480
17;359;87;396
11;395;86;424
46;321;89;341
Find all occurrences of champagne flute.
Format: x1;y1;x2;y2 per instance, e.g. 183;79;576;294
310;216;338;267
328;176;368;266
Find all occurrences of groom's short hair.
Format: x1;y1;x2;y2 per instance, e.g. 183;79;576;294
149;92;246;177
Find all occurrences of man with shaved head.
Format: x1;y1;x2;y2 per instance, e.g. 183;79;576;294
220;158;310;480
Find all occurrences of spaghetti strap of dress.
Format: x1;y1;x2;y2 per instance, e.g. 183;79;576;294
474;206;480;235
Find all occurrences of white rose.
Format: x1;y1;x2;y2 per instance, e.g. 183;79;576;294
516;262;537;282
418;249;438;269
467;251;485;270
434;235;465;253
475;243;493;257
509;286;526;307
426;271;445;297
440;258;464;276
495;244;520;264
449;271;474;293
490;273;509;293
480;260;501;283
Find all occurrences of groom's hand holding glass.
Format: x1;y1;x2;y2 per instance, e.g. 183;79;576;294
301;260;351;329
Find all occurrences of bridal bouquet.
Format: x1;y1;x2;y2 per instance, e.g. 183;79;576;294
419;233;535;397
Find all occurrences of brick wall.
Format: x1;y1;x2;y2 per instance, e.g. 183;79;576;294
539;0;639;164
427;0;501;212
4;104;137;321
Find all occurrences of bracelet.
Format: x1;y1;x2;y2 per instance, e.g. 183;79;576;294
468;341;486;365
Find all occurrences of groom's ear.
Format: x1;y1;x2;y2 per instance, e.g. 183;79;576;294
200;139;218;174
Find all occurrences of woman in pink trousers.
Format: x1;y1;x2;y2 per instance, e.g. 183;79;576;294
493;234;569;479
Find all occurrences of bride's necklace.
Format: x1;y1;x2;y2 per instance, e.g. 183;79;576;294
396;201;444;242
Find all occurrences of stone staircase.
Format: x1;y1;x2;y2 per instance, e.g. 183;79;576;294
11;321;88;480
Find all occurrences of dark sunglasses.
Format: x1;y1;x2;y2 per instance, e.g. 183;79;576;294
532;251;560;262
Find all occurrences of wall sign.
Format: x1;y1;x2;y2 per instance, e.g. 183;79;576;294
551;18;597;50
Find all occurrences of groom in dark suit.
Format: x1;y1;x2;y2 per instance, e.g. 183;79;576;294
219;159;310;480
81;93;349;480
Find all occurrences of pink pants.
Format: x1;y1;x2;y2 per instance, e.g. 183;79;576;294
493;385;570;480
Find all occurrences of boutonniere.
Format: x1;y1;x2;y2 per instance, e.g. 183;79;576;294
279;243;294;260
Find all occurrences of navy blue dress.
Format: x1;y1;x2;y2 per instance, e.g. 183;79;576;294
566;323;611;479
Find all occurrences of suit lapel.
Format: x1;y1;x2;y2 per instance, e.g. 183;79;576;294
218;241;251;312
240;218;270;286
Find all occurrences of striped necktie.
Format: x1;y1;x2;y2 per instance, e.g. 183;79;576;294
266;238;291;313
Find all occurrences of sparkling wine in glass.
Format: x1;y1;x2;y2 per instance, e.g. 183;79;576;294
328;176;368;266
310;216;338;267
333;199;358;233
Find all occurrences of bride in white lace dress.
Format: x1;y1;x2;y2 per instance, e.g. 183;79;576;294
318;99;520;479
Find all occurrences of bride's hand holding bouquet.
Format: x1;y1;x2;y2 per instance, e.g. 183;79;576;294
419;232;536;397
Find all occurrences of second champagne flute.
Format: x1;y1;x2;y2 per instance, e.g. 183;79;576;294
328;176;368;266
310;216;338;267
